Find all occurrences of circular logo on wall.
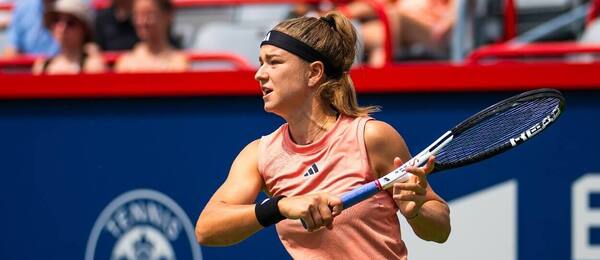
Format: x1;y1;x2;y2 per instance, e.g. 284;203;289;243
85;189;202;260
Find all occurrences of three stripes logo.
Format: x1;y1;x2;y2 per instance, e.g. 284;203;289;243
303;163;319;177
263;31;271;42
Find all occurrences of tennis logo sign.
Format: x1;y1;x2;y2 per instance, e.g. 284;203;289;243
510;105;562;146
85;189;202;260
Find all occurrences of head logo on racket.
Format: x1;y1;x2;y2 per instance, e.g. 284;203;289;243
510;105;562;146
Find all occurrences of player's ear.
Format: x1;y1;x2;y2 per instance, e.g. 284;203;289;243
307;61;325;88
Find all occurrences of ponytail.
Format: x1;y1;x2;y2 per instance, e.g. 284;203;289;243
274;11;379;117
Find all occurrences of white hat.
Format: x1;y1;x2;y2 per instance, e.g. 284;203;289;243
44;0;94;41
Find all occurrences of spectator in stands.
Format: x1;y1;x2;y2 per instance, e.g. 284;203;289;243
336;0;456;67
32;0;106;74
0;7;9;30
95;0;139;51
3;0;59;58
114;0;188;72
0;17;8;30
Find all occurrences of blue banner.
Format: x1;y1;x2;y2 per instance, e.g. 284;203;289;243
0;91;597;259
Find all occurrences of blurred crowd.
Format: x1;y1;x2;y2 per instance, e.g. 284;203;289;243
0;0;461;74
290;0;455;67
2;0;188;74
2;0;599;74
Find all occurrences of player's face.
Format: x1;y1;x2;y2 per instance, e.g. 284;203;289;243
255;45;311;116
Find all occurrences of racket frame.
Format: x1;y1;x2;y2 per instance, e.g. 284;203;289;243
340;88;565;209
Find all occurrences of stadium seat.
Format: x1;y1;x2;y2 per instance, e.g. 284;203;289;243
189;3;292;64
580;18;600;43
234;4;292;25
193;22;268;67
515;0;584;41
173;6;237;49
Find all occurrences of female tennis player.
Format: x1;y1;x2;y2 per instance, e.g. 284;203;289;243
195;11;450;259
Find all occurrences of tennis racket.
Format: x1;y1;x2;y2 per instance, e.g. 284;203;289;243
340;88;566;209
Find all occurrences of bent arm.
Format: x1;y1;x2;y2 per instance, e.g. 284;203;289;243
365;120;450;243
405;198;450;243
195;140;265;246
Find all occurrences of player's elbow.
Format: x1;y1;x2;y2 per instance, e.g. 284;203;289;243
418;205;451;243
195;220;210;245
433;217;451;243
195;218;240;246
433;227;451;243
434;213;451;243
420;225;450;244
195;217;219;246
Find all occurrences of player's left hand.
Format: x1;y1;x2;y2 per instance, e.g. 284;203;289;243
392;155;435;220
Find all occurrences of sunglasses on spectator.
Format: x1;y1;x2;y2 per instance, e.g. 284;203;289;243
51;15;81;28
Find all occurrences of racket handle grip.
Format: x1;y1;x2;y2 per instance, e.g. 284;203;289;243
341;181;380;209
300;181;380;229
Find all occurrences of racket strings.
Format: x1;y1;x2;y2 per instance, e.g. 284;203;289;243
435;97;561;166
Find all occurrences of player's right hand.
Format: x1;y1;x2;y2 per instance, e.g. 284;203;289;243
278;193;343;232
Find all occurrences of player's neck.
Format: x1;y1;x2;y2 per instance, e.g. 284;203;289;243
286;106;338;145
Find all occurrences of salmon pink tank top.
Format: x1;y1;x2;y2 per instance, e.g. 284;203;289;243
258;115;407;259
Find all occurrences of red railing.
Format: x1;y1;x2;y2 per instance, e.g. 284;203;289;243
3;0;600;100
1;62;600;99
503;0;517;41
92;0;325;8
0;3;10;11
0;51;254;73
467;42;600;62
1;0;323;10
102;51;254;69
587;0;600;26
363;0;392;64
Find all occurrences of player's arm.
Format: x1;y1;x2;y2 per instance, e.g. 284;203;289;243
195;140;265;246
364;120;451;243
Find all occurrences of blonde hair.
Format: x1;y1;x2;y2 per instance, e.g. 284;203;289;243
273;12;379;117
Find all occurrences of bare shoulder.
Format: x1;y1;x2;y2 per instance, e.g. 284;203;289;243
31;57;46;75
114;52;134;72
234;139;260;164
84;54;107;73
364;120;411;177
227;139;262;184
364;120;408;156
173;51;189;61
364;120;402;147
171;51;190;71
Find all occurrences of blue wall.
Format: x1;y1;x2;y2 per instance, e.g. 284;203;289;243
0;90;597;259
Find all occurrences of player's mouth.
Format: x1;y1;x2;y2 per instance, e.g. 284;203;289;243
262;87;273;97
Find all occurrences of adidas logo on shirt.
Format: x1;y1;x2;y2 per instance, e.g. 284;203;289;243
303;163;319;177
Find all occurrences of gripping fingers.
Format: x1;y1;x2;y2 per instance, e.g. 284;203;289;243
302;206;316;231
424;156;436;173
309;205;323;231
299;194;342;231
393;183;426;195
393;157;404;168
318;203;334;229
393;193;425;204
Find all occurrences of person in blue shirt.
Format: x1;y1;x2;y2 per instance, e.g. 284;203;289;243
3;0;60;57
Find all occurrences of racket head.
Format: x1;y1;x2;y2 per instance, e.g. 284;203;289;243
432;88;566;172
